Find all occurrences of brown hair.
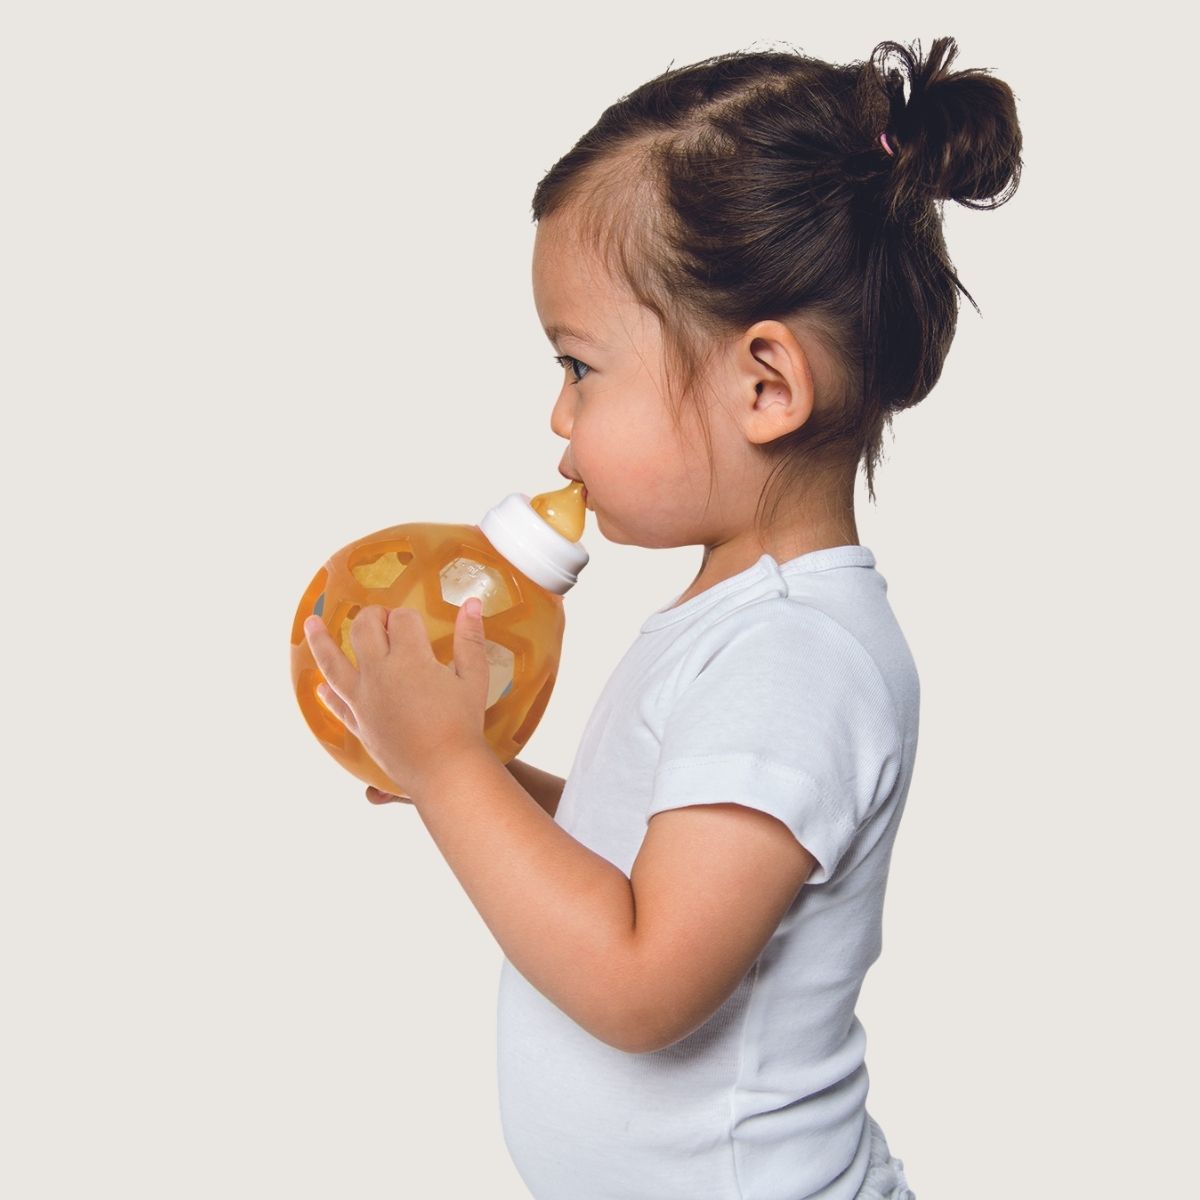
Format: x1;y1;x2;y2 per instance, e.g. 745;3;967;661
531;36;1023;532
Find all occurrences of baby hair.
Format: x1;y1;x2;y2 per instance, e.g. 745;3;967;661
531;36;1023;527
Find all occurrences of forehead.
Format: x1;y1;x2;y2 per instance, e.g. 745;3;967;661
532;215;625;318
531;211;659;355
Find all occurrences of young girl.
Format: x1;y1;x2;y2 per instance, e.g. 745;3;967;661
361;33;1021;1200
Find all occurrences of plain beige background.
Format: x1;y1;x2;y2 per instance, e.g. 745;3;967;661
3;3;1194;1197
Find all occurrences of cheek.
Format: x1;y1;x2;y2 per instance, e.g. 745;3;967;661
579;420;654;485
573;389;682;499
597;439;690;514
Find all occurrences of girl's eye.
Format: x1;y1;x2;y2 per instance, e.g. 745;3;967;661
552;354;591;385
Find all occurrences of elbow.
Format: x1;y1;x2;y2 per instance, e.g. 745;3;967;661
610;1028;666;1056
585;992;671;1056
620;1032;672;1056
579;901;688;1054
616;990;720;1054
600;949;696;1054
584;957;676;1055
618;1022;685;1056
612;998;684;1056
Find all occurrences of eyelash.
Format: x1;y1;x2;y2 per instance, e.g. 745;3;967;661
552;354;591;385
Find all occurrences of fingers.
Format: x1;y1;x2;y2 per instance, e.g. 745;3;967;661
385;605;431;656
317;682;358;733
304;616;359;700
366;785;413;805
452;597;488;682
350;605;391;660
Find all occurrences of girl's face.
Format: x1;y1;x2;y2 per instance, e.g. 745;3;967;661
532;214;751;550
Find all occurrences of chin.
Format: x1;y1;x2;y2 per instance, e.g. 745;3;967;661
591;508;628;543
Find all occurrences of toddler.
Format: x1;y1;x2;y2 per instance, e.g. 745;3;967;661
376;34;1022;1200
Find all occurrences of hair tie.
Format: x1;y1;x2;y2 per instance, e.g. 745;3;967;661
879;132;896;157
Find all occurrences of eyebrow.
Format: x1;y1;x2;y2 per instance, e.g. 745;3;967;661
543;322;602;349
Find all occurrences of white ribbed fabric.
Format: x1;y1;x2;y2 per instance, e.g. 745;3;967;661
497;546;920;1200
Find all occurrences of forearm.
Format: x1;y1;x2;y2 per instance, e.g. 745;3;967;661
412;743;638;1049
504;757;567;819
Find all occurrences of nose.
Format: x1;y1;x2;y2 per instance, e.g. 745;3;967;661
550;387;575;445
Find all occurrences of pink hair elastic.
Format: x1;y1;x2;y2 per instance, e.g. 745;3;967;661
879;132;896;157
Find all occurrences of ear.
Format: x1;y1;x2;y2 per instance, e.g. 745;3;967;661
729;320;818;446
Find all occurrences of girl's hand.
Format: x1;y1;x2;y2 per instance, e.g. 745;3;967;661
307;678;414;806
365;786;412;806
303;598;491;799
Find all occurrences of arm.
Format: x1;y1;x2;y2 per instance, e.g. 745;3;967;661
413;749;815;1056
412;744;639;1050
622;803;817;1054
612;606;899;1053
504;757;567;820
373;757;565;815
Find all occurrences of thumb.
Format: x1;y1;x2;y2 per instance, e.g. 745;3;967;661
453;596;489;683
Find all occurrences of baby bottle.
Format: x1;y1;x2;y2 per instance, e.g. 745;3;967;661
290;480;589;797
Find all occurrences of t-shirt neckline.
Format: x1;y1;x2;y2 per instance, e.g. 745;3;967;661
639;544;876;633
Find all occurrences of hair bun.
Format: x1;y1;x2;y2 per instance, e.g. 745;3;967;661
870;36;1022;218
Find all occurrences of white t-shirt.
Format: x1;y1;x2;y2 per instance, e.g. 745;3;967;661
497;545;920;1200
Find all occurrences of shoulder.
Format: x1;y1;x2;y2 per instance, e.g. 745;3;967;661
657;596;904;762
699;593;874;648
685;596;893;695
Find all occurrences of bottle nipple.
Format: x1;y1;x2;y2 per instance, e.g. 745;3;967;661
530;480;587;543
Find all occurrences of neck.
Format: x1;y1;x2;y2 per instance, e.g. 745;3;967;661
679;509;860;610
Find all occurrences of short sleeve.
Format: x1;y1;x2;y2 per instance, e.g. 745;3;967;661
646;601;903;886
